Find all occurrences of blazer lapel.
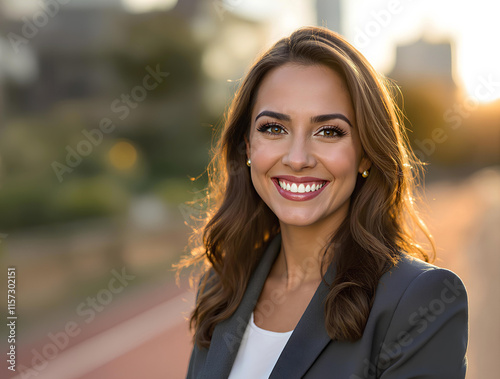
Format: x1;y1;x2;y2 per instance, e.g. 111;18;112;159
199;234;282;379
270;261;336;378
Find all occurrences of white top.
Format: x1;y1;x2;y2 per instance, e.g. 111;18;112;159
228;312;294;379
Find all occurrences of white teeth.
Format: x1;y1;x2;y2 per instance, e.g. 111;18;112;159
278;180;325;193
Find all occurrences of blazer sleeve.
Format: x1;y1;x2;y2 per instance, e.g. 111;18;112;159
378;267;469;378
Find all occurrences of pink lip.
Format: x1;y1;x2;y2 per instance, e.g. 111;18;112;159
271;176;329;201
274;175;325;183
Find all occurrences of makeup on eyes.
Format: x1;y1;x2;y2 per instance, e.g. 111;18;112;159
256;122;347;138
256;122;286;134
315;125;347;137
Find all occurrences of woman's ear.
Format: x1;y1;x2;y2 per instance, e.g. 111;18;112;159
244;135;250;160
358;156;372;175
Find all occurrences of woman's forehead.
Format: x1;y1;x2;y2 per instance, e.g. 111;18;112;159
252;63;354;121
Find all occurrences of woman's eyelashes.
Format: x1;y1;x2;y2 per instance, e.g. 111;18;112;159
316;126;347;138
256;122;347;138
256;122;286;135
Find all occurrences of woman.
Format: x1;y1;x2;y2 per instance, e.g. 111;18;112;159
180;26;468;378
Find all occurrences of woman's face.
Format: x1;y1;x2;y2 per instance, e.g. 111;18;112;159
246;63;370;229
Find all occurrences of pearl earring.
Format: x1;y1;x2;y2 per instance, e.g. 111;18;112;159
362;170;369;178
246;159;251;167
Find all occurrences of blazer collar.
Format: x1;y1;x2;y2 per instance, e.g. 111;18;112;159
199;233;335;379
199;234;282;378
270;263;335;378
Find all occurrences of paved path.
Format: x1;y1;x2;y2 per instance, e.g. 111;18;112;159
425;168;500;379
7;282;194;379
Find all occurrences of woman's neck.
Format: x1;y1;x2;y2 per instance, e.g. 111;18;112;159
275;216;343;290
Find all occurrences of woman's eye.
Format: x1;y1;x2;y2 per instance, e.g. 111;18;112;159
317;127;344;138
269;125;283;134
257;123;285;135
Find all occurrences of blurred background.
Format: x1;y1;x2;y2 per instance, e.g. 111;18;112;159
0;0;498;378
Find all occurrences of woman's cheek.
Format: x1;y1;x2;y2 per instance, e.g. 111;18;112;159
250;140;284;168
320;146;359;176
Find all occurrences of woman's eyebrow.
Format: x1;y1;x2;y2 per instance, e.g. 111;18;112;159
255;110;352;127
311;113;353;127
255;110;291;122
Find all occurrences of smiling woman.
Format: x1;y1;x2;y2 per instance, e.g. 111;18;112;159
246;64;367;232
179;26;468;378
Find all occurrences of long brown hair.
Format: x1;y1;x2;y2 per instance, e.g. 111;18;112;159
177;26;434;348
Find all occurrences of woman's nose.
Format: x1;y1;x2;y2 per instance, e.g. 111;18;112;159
281;136;316;171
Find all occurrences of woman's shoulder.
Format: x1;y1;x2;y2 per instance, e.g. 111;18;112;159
382;252;465;290
367;254;469;377
373;252;468;319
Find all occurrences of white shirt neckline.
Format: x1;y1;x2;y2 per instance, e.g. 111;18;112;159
250;312;294;337
228;312;294;379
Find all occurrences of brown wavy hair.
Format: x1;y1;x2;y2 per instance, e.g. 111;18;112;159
177;26;434;348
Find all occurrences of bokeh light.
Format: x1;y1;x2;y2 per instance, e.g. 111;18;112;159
108;140;138;171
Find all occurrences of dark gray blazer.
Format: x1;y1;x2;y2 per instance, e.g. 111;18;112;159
187;234;468;378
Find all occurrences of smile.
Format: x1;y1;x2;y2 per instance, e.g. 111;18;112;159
278;179;325;193
272;176;329;201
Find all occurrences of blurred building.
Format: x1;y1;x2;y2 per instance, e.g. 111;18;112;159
67;0;124;9
172;0;200;19
389;37;455;88
384;37;500;168
2;2;129;113
387;36;457;124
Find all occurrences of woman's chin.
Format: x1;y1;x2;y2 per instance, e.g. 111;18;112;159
275;212;322;228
